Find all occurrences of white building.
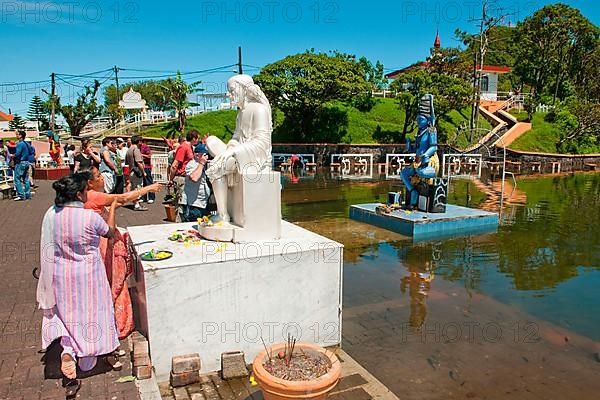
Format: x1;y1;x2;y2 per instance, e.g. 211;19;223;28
479;65;512;101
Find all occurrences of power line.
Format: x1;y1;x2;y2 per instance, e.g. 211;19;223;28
0;63;248;87
0;79;51;87
55;68;114;78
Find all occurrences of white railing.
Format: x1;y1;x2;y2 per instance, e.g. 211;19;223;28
536;104;554;113
442;153;483;178
272;153;315;168
151;153;169;183
331;154;373;179
371;89;397;98
385;153;416;180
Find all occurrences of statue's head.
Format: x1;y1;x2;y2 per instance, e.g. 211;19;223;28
417;94;435;129
227;74;254;108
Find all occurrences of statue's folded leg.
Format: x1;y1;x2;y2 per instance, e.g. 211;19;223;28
206;136;227;157
401;166;419;207
416;165;436;180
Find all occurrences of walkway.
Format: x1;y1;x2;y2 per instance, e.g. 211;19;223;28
0;180;167;399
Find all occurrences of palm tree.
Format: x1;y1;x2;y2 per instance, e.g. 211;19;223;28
161;71;202;134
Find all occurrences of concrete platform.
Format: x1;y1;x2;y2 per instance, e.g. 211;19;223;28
128;221;343;380
349;203;498;241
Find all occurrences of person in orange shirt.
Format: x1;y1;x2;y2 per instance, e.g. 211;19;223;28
80;166;162;339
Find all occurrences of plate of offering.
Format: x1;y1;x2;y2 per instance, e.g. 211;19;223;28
140;249;173;261
168;229;202;242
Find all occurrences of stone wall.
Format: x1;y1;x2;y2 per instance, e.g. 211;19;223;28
272;143;600;174
272;143;459;165
505;149;600;174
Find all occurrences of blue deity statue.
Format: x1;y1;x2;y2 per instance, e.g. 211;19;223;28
401;94;439;208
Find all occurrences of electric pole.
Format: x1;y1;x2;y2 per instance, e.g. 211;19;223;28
114;65;120;101
238;46;243;74
50;72;56;132
469;0;506;134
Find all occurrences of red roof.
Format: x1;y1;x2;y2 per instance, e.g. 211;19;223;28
480;65;511;73
386;63;511;79
385;62;429;79
0;111;14;122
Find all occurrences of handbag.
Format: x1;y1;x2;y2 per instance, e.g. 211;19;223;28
132;165;143;178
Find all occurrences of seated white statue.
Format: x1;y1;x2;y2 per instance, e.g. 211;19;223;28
205;74;273;224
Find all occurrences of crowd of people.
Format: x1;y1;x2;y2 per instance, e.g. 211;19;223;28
33;129;215;395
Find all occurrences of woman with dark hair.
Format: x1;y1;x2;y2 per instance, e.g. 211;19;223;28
82;165;161;338
73;139;101;173
37;173;120;395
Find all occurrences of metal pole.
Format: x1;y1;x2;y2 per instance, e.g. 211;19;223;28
114;65;120;133
238;46;243;74
50;72;56;131
114;65;120;100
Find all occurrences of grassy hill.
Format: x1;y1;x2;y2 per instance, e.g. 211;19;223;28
509;112;563;153
139;98;491;145
508;111;600;154
140;109;237;142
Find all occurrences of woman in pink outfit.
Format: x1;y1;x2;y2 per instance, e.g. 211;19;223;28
37;172;120;394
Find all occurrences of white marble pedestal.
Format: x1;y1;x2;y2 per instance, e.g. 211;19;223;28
128;221;343;381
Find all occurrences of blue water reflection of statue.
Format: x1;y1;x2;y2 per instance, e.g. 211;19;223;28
401;94;439;208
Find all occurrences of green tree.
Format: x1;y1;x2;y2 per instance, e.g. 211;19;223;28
254;51;370;141
556;99;600;153
160;71;202;134
57;80;103;137
427;46;472;79
389;69;471;141
8;114;26;130
358;57;388;90
514;4;599;103
27;95;49;131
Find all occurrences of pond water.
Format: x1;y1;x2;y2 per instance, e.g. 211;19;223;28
281;170;600;398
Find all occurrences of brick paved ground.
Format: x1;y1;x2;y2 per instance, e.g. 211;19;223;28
0;180;169;400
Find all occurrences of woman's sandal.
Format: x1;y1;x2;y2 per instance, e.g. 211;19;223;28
105;353;123;371
64;379;80;397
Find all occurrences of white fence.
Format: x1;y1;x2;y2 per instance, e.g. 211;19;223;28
272;153;315;167
442;153;483;178
385;153;416;180
536;104;555;113
151;153;169;183
331;154;373;179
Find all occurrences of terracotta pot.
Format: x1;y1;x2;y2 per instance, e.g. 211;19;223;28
164;204;177;222
252;342;341;400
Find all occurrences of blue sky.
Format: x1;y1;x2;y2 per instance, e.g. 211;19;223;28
1;0;598;115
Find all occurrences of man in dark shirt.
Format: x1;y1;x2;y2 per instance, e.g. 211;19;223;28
13;131;36;201
140;139;155;203
125;136;147;211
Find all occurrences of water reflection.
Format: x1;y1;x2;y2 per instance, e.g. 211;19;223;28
281;171;600;341
400;242;441;330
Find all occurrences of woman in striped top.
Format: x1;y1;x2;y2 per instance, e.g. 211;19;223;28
37;172;120;386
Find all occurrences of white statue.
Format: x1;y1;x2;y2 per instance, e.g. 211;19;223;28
205;74;273;223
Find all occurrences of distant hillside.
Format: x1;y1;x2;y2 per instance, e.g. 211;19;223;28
139;98;490;145
509;111;600;154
